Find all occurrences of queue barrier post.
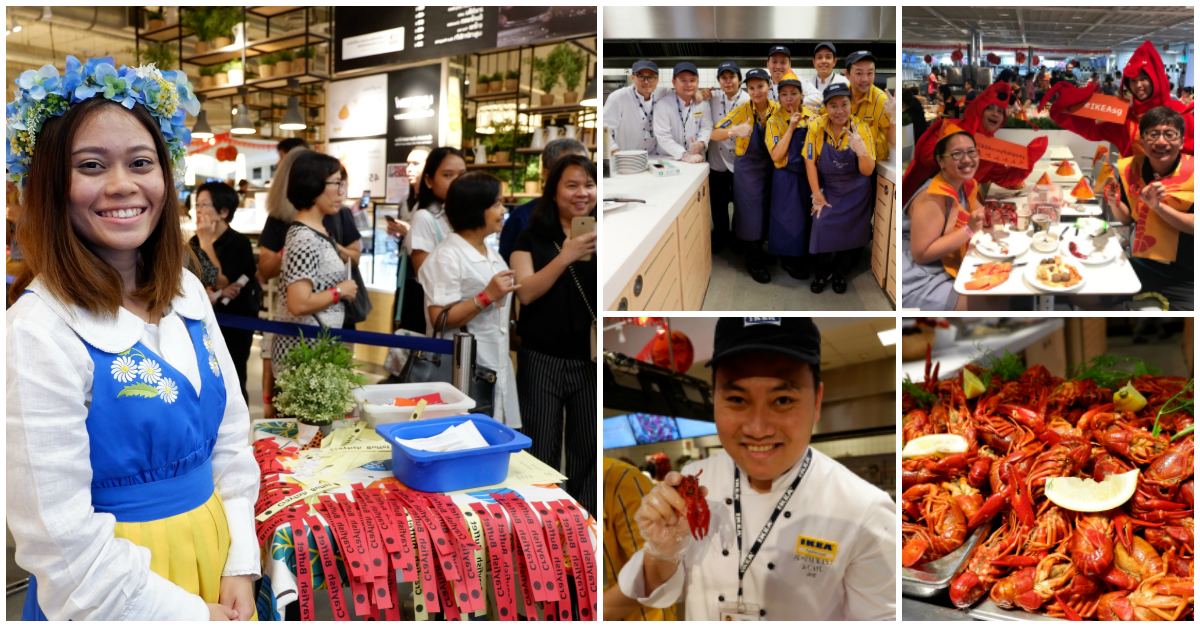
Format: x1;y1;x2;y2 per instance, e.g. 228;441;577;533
451;331;475;395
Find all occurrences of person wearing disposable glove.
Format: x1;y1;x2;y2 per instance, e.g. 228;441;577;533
653;62;713;164
801;42;849;115
1040;40;1193;158
844;51;895;163
763;72;816;281
604;60;672;157
804;84;877;294
711;69;781;284
703;61;750;254
617;317;896;621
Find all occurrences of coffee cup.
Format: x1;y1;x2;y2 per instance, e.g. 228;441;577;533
1017;207;1032;231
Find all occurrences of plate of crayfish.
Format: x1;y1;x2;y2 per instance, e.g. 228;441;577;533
901;347;1194;621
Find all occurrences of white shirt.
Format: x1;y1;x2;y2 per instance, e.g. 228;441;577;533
417;233;520;428
603;85;671;156
705;89;749;172
406;202;452;256
653;92;714;161
618;449;896;621
803;73;850;112
6;272;260;621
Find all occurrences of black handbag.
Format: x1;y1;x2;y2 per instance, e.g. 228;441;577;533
327;211;373;325
398;305;498;416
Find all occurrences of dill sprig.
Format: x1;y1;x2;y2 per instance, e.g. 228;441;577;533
902;377;938;409
1066;355;1161;391
971;345;1025;389
1152;378;1193;438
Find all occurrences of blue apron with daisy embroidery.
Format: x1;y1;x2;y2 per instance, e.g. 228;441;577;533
22;316;226;621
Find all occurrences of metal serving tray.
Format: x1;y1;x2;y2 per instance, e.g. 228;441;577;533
969;600;1066;622
901;523;990;598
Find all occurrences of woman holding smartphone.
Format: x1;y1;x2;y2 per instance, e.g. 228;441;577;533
509;155;598;515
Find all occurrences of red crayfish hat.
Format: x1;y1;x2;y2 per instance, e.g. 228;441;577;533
959;81;1015;138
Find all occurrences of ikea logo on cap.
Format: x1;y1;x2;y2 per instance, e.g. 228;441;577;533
796;535;838;561
743;317;781;327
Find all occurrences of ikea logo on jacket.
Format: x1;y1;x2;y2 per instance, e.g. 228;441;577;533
743;317;781;326
796;535;837;561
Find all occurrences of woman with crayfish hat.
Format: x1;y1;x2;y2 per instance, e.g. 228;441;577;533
903;81;1049;207
1040;40;1194;159
7;57;259;620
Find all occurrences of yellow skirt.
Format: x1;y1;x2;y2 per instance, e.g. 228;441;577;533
112;490;257;620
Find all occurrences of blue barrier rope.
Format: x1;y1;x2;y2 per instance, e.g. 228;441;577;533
214;313;455;354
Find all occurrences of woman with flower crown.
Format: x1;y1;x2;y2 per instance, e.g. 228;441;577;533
6;57;259;620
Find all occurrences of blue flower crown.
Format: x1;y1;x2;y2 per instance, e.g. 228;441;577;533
6;55;200;191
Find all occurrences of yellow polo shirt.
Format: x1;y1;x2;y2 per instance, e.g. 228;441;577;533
603;458;678;621
715;100;781;157
764;106;815;168
804;114;876;163
851;84;891;161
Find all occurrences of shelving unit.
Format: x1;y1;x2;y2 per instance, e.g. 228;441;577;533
134;6;332;145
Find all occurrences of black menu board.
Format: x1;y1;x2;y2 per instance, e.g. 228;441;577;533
335;6;499;73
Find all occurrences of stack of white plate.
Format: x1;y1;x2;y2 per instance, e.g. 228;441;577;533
613;150;649;174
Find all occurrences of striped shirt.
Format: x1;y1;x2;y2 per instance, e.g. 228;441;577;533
603;458;677;621
851;84;892;161
764;106;815;168
715;99;781;158
804;114;876;163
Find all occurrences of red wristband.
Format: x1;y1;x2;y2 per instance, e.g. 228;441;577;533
264;394;273;403
330;286;341;303
477;291;492;307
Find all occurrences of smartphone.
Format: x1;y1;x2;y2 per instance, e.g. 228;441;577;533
570;216;596;262
358;191;371;209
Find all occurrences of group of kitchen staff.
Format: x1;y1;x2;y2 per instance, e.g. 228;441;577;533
604;43;896;293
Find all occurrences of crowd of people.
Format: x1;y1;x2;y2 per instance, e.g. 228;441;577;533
901;41;1194;311
603;43;896;292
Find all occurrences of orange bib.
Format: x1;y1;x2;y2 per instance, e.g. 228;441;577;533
1118;154;1194;262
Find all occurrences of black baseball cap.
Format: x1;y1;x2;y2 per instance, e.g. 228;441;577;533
744;68;771;84
632;60;659;75
717;61;742;80
768;45;791;59
823;83;852;103
845;50;878;68
707;317;821;371
673;61;699;77
814;42;837;56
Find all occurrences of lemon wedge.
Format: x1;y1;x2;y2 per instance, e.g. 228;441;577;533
902;434;969;459
1113;382;1147;412
1045;469;1139;512
963;369;985;400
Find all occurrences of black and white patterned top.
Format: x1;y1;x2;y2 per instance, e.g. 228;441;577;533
273;222;345;369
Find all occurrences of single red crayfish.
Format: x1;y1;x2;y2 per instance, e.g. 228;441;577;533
678;470;710;540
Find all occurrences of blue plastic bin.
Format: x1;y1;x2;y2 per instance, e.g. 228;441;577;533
375;414;533;493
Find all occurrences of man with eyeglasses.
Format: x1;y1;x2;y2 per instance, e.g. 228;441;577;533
653;62;713;164
1101;106;1194;311
1041;41;1193;158
604;60;671;157
801;42;849;115
902;81;1047;207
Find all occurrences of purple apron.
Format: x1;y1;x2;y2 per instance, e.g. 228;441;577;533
732;114;773;241
809;134;872;254
767;125;812;257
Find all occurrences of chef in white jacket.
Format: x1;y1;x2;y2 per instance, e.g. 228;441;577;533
604;60;671;157
653;62;713;163
618;317;896;621
705;61;749;253
802;42;850;114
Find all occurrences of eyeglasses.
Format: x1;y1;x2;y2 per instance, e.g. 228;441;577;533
941;149;979;162
325;180;347;191
1142;130;1182;142
632;74;657;82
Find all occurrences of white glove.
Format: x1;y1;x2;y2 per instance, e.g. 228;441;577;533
812;190;831;218
681;153;706;164
688;139;705;155
730;123;752;139
882;89;896;124
849;131;871;158
634;473;702;563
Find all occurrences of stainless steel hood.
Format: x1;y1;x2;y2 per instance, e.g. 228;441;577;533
605;6;896;42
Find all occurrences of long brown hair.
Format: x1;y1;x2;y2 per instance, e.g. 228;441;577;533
12;98;192;317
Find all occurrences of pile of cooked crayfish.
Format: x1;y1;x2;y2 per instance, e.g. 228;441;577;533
902;353;1194;620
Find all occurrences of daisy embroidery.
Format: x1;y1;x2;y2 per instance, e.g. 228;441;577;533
157;377;179;404
111;355;137;382
203;330;214;352
208;353;221;376
138;358;163;384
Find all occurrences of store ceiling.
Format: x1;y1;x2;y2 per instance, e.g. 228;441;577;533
902;6;1194;51
602;317;897;373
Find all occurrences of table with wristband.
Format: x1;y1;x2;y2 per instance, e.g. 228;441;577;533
250;418;599;621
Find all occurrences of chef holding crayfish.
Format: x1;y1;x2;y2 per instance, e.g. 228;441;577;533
617;317;896;620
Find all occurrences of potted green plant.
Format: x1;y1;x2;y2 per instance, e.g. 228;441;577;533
225;59;244;86
488;72;504;94
214;62;229;87
486;119;516;164
182;8;213;54
210;6;241;49
146;9;166;31
304;86;322;106
528;54;560;106
198;64;217;89
523;160;540;194
274;330;366;444
258;51;278;78
136;40;177;71
276;48;295;76
294;46;316;74
504;69;520;92
551;43;587;104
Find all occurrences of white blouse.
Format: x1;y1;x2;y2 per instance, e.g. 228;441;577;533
6;272;261;620
405;203;452;256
